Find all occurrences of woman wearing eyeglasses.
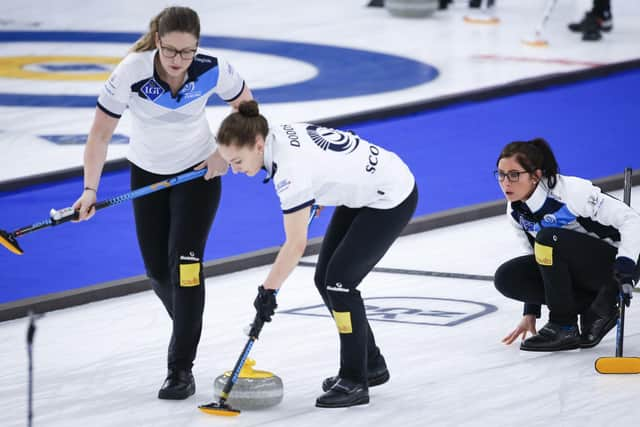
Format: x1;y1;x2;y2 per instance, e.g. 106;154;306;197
71;6;253;400
493;138;640;352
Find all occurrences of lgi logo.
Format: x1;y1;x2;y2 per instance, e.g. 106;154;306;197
141;79;165;101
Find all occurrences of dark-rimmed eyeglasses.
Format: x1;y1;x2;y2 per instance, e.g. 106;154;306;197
494;170;529;183
159;42;197;60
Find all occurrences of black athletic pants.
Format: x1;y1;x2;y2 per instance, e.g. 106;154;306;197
494;228;618;325
314;185;418;385
131;163;221;371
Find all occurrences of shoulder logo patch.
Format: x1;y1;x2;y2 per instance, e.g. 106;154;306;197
306;125;360;153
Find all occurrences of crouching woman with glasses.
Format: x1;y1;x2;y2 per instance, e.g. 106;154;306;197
493;138;640;352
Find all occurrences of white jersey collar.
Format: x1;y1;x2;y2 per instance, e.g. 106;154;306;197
524;179;549;213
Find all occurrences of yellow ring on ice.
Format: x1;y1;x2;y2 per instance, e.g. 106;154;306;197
0;56;120;81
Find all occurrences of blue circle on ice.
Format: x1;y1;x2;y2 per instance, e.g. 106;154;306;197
0;31;439;107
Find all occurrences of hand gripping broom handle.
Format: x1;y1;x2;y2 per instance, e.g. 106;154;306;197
1;169;207;255
27;169;206;234
211;204;319;408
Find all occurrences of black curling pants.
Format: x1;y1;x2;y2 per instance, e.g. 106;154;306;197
494;228;618;325
314;185;418;386
131;163;221;371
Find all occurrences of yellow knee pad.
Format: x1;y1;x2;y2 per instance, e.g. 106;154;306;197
179;262;201;287
332;310;353;334
534;242;553;266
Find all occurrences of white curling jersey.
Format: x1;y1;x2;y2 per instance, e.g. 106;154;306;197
507;174;640;262
97;48;245;174
263;123;415;213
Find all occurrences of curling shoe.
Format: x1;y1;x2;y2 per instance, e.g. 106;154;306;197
316;378;369;408
322;362;389;392
520;322;581;352
580;308;618;349
581;15;603;41
568;12;612;33
158;369;195;400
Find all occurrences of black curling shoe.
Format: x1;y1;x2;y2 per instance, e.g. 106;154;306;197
158;369;195;400
568;12;613;33
322;365;389;392
580;309;618;349
581;16;603;41
316;378;369;408
322;354;390;392
520;322;581;352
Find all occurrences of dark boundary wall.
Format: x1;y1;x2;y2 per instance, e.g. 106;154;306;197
2;59;639;322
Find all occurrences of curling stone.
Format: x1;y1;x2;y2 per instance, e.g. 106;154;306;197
213;359;283;410
385;0;439;18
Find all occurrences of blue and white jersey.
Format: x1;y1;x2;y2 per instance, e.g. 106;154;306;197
263;123;415;213
507;174;640;262
97;48;245;174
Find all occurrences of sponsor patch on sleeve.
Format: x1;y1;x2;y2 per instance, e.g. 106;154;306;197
276;179;291;194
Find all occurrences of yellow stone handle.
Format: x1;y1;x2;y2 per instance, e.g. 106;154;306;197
223;358;275;379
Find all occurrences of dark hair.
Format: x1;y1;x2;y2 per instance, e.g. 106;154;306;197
217;101;269;147
131;6;200;52
496;138;559;188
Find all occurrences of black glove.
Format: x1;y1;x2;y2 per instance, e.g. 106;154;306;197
254;285;277;322
248;319;265;339
614;257;637;307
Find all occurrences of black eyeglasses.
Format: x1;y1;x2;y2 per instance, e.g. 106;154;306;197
159;42;197;60
494;170;530;183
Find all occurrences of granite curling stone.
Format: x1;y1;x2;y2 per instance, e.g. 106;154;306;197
213;359;283;410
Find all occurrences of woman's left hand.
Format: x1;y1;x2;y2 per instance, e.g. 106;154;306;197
502;314;537;345
194;150;228;179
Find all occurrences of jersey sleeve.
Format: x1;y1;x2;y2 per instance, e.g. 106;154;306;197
215;57;245;103
273;166;315;214
523;303;541;318
97;55;136;118
565;176;640;262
